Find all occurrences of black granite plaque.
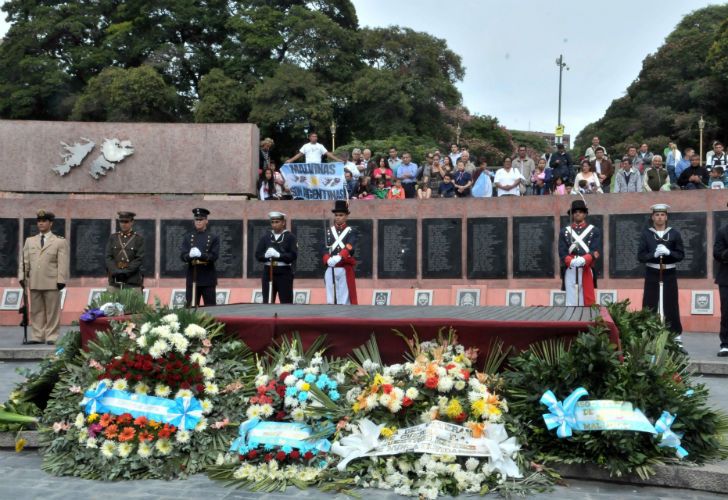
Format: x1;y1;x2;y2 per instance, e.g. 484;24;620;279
348;219;373;279
467;217;507;279
209;220;243;278
24;218;66;238
160;220;194;278
713;211;728;278
246;220;270;279
0;218;19;278
669;212;706;278
513;217;554;278
291;220;327;279
559;214;605;278
423;218;462;279
70;219;111;277
609;214;648;278
115;219;156;279
378;219;417;279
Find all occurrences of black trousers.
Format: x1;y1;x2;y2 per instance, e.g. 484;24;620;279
186;285;216;307
403;182;417;198
642;267;682;335
720;285;728;348
262;267;294;304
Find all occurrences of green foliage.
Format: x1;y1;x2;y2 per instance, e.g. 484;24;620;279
194;69;250;123
504;300;728;478
510;130;550;156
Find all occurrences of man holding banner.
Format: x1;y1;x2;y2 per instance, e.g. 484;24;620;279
285;132;343;164
323;200;358;305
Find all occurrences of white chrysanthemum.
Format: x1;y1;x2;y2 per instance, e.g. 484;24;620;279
162;313;178;325
149;339;169;359
291;408;306;422
246;405;262;419
140;322;152;335
379;393;392;407
260;404;274;417
346;387;362;403
155;439;172;455
175;430;191;443
137;442;153;458
136;335;148;348
189;352;207;366
77;429;88;443
194;418;208;432
405;387;419;400
112;379;128;391
283;374;297;386
436;366;447;377
151;324;172;338
311;355;323;366
388;399;402;413
362;359;379;372
202;367;215;380
200;399;213;414
85;438;98;449
155;384;171;398
454;380;466;391
117;442;133;458
284;396;299;408
171;333;189;353
101;440;116;459
277;363;295;375
175;389;193;399
465;457;480;471
134;382;150;395
437;376;454;393
365;393;378;410
74;412;85;429
184;323;207;339
204;382;219;395
383;363;403;376
295;379;305;391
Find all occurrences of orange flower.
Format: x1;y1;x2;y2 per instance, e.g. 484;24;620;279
138;431;154;442
104;424;119;439
118;426;136;442
467;421;486;438
148;420;161;429
134;416;148;427
116;413;133;425
99;413;113;428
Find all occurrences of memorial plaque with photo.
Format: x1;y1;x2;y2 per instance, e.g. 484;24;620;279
559;215;604;278
669;212;706;278
378;219;417;279
70;219;111;277
246;220;270;279
160;220;194;278
24;218;66;238
291;220;326;279
0;218;19;278
609;214;647;278
467;217;507;279
513;217;554;278
348;219;373;279
423;218;462;279
209;220;243;278
713;211;728;279
115;219;156;279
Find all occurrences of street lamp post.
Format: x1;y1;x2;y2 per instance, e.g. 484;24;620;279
555;54;569;145
456;122;461;145
698;116;705;166
330;121;337;152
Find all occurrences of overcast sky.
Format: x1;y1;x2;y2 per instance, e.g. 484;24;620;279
0;0;721;138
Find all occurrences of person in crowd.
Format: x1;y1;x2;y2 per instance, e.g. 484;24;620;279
323;200;358;304
676;148;694;179
584;136;607;162
706;140;724;168
558;200;602;306
448;143;462;167
708;141;727;171
713;203;728;357
418;152;435;181
590;147;613;193
572;160;602;194
362;148;373;166
371;156;393;187
396;152;418;198
709;166;726;189
613;155;642;193
18;210;69;345
105;211;145;293
472;159;493;197
460;149;476;174
677;155;709;189
344;170;358;198
637;204;685;342
626;146;639;171
179;208;219;307
453;160;473;197
387;146;401;170
417;176;433;199
438;173;456;198
429;157;446;193
643;155;671;192
442;155;455;176
494;157;524;197
373;179;389;199
255;211;297;304
351;148;367;176
387;178;406;199
285;131;342;163
356;176;375;199
635;143;653;173
259;137;274;173
531;158;551;195
549;143;573;187
258;168;284;200
552;176;567;195
513;145;536;194
665;142;682;184
341;152;361;179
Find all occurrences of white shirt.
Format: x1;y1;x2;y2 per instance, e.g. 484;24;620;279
300;143;328;163
494;167;522;196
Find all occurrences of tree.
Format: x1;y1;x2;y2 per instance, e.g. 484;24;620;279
194;69;250;123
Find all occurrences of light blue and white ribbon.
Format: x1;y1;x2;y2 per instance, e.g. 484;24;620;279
655;411;689;459
80;381;110;414
540;387;588;438
230;418;332;455
168;397;203;431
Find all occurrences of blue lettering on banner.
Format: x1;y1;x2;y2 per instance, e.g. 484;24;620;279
281;163;346;200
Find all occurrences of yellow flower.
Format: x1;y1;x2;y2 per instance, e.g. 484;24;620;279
471;399;486;418
148;420;161;429
372;373;386;386
352;402;361;413
301;382;311;392
15;437;27;452
445;398;463;419
87;413;99;423
380;426;397;439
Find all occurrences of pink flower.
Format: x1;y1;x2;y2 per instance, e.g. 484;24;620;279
212;418;229;429
88;423;103;437
88;359;103;370
52;421;70;433
69;385;82;394
202;339;212;347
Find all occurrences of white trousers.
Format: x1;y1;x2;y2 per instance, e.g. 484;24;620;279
325;267;350;304
564;267;584;306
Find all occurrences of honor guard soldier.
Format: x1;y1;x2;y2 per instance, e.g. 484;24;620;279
18;210;70;344
323;200;358;304
714;202;728;357
179;208;219;307
105;211;145;292
558;199;602;306
255;211;298;304
638;204;685;341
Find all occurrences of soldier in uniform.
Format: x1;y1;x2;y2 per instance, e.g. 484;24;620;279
638;204;685;340
179;208;219;307
17;210;69;344
713;202;728;357
105;211;145;292
558;199;602;306
323;200;358;304
255;211;298;304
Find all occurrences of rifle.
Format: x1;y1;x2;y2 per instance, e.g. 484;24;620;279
19;254;29;344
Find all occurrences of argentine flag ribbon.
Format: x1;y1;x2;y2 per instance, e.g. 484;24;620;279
168;397;204;431
654;411;688;459
230;418;332;455
80;381;110;414
540;387;589;438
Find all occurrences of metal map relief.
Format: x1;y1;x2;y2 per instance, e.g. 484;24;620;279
52;137;134;179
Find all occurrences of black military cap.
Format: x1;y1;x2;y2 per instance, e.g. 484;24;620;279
332;200;350;214
568;199;588;215
192;208;210;219
36;210;55;221
117;211;136;221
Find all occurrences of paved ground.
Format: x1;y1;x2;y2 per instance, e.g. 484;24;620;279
0;327;726;499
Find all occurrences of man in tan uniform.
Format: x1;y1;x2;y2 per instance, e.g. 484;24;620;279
18;210;69;345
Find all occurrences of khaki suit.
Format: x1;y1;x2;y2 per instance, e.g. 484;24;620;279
18;232;69;342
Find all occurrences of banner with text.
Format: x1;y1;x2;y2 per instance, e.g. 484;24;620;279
280;163;346;200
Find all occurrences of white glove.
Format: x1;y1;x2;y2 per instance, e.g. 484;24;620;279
328;255;342;267
189;247;202;258
570;256;585;269
264;248;280;259
656;244;670;256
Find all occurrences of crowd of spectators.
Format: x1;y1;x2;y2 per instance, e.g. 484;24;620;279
256;133;728;201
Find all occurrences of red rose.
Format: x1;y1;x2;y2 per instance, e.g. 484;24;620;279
196;384;205;393
275;411;287;421
264;453;273;462
279;372;290;381
382;384;393;394
290;450;301;460
455;412;467;423
402;397;413;407
303;451;314;460
425;377;439;389
276;451;286;461
247;450;258;460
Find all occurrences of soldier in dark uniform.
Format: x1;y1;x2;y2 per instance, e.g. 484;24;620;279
179;208;219;307
714;202;728;357
255;211;298;304
105;211;145;292
638;203;685;339
558;199;602;306
323;200;358;304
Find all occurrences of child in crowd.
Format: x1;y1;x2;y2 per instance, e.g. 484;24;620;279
438;173;456;198
417;175;432;199
374;179;389;199
387;178;406;199
552;177;567;195
453;160;472;197
531;158;550;195
709;166;726;189
357;176;375;199
344;171;358;198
